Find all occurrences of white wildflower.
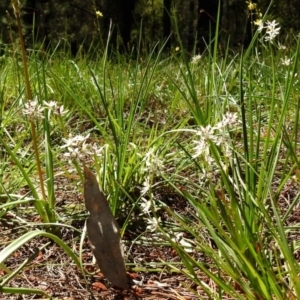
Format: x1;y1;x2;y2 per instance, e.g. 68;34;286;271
191;54;202;64
146;217;161;232
85;143;104;156
55;105;69;116
214;134;227;147
217;112;238;128
22;99;45;120
61;134;91;162
225;112;238;126
61;134;90;149
140;197;152;215
72;134;90;144
152;155;164;171
278;42;286;50
61;136;76;148
81;142;92;154
172;232;194;253
192;112;238;160
264;20;280;42
195;125;215;140
266;20;280;33
280;56;292;66
140;178;151;196
63;147;85;160
192;125;215;159
143;147;164;174
43;100;69;117
192;139;208;158
43;100;58;110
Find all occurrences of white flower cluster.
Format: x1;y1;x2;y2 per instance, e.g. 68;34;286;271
192;112;238;161
139;147;164;218
60;134;103;163
22;99;69;120
170;232;194;253
43;100;69;118
280;56;292;66
257;20;280;43
191;54;202;65
146;217;161;232
142;147;164;176
22;99;45;120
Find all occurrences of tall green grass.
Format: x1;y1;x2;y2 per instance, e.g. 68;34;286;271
1;1;300;298
155;5;300;299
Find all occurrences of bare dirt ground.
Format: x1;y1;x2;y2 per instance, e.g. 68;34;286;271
0;227;202;300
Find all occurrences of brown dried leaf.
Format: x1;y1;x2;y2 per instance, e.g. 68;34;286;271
83;165;128;289
92;282;108;291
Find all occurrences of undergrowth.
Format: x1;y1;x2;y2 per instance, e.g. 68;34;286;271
1;0;300;299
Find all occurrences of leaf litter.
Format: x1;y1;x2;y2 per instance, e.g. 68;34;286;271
0;168;202;299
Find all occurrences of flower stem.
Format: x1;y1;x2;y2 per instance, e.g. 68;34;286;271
12;0;46;200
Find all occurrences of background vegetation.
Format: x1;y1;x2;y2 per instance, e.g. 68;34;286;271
1;0;300;54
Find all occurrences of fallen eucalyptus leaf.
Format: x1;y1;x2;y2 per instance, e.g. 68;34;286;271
83;165;128;289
